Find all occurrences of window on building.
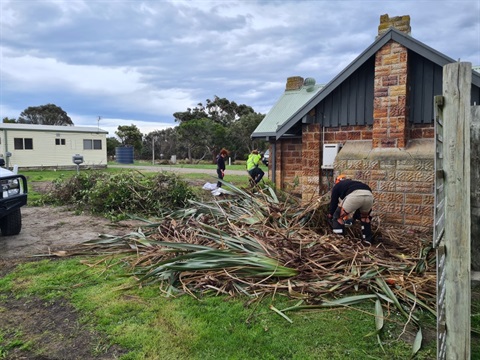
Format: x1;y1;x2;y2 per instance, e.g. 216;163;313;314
55;138;66;145
14;138;33;150
83;139;102;150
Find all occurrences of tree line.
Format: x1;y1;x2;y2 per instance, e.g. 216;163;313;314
3;97;268;163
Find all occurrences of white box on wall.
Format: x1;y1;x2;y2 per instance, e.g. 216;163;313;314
321;144;342;169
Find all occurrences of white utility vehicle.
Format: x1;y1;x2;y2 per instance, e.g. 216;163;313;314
0;160;27;236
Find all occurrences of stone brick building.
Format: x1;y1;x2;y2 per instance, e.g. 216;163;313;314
252;14;480;233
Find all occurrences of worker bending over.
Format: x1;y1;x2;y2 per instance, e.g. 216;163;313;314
328;174;374;243
246;150;264;185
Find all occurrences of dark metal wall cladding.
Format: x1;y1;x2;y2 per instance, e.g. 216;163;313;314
312;50;480;128
409;52;480;123
409;51;443;124
314;57;375;127
472;85;480;106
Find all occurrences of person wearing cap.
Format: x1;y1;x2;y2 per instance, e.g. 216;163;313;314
328;174;375;243
246;149;264;185
216;148;229;187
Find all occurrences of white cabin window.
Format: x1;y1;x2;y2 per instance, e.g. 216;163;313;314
83;139;102;150
55;138;66;145
14;138;33;150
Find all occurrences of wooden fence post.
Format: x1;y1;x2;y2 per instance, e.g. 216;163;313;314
471;105;480;272
443;62;471;359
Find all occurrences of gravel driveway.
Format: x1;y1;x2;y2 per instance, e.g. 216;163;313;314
109;164;249;175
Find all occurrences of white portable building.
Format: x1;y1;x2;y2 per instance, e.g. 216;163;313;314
0;123;108;169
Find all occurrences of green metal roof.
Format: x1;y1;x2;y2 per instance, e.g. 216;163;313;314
251;81;323;139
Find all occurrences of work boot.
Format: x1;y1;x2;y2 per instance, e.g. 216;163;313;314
332;219;344;235
332;207;345;234
361;221;373;244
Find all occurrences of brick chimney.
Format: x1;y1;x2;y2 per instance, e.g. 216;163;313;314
373;14;410;149
377;14;411;37
285;76;304;91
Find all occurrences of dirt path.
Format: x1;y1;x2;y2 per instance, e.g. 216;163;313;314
0;206;141;260
0;206;141;359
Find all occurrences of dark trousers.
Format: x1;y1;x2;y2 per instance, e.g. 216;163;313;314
217;169;224;187
248;167;264;184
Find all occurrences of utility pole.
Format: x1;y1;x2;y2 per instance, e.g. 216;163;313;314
152;135;156;165
97;116;102;130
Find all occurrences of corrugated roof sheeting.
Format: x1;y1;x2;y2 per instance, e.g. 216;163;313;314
251;84;323;138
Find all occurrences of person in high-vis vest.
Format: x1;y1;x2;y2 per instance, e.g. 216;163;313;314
328;174;374;243
246;150;264;185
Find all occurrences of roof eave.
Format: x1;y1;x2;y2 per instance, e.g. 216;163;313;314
251;131;277;141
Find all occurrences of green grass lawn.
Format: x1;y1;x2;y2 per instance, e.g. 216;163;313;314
0;259;437;360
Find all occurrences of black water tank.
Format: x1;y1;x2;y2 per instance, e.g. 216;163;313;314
115;147;134;164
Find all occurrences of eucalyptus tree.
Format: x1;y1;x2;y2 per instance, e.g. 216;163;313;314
142;129;175;161
176;118;225;163
174;96;256;127
106;137;121;158
227;112;266;159
205;96;255;127
173;96;260;161
115;124;143;155
17;104;74;125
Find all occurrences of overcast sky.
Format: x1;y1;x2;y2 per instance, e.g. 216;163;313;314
1;0;479;137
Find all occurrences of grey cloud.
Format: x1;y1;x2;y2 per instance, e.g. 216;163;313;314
1;0;478;132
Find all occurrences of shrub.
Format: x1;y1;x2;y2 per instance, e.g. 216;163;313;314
41;170;196;220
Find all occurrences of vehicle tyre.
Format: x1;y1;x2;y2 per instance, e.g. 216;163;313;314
0;209;22;236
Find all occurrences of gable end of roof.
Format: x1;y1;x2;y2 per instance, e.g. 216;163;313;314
275;28;480;139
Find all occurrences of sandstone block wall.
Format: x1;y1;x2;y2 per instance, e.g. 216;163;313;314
297;125;435;232
323;125;373;142
334;141;435;233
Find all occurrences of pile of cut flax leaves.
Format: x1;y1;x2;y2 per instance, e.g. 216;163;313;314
61;183;436;352
68;183;435;309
